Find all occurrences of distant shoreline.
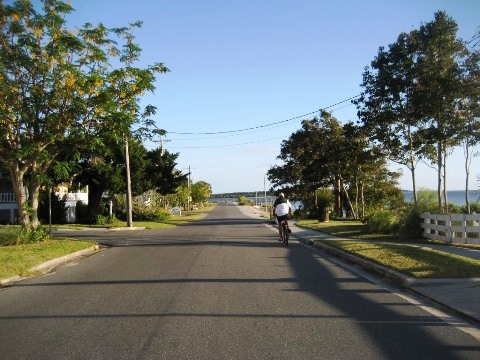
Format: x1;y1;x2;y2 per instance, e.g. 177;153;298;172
210;190;480;207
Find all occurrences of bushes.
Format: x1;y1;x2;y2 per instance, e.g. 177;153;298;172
94;214;117;225
365;210;398;234
397;206;423;240
13;226;50;245
396;189;439;240
238;196;255;206
133;208;170;222
37;190;68;224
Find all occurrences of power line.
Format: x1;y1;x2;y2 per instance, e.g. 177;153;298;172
168;136;286;149
166;95;360;136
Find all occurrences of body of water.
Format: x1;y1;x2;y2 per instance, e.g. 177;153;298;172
402;190;480;205
210;190;480;208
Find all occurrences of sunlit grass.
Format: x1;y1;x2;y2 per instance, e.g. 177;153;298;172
0;238;95;279
297;219;397;241
318;240;480;278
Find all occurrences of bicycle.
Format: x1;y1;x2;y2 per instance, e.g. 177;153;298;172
280;218;289;246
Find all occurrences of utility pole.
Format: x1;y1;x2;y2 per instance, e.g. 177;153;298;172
159;135;171;156
188;165;191;211
264;174;267;213
125;136;133;227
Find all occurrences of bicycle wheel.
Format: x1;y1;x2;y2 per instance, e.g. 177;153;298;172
282;221;288;246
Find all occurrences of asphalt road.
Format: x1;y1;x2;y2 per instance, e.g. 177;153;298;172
1;203;479;359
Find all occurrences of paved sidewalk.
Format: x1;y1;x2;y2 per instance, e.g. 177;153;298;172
240;205;480;325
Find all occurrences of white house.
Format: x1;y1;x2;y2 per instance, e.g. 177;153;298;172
0;173;88;224
0;172;17;224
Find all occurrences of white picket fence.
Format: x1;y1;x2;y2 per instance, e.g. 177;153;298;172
421;212;480;244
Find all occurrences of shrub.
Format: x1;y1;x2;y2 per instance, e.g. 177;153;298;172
145;209;170;222
75;201;89;223
461;201;480;214
16;226;50;245
94;214;117;225
238;196;254;206
38;190;68;224
133;207;170;222
397;206;423;240
366;210;398;234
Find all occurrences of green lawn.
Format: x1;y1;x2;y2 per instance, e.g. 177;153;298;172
319;240;480;278
297;218;480;278
297;219;397;241
0;238;95;279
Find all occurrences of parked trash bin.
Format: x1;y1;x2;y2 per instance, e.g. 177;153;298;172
323;207;330;222
318;207;330;222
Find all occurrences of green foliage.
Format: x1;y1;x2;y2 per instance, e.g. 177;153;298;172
464;202;480;213
365;210;398;234
238;196;255;206
397;189;441;240
94;214;117;226
293;208;310;220
16;226;50;245
356;11;477;212
74;201;89;224
191;181;213;203
268;112;402;219
0;226;21;246
397;206;423;240
133;208;170;222
0;0;168;229
37;190;68;224
145;149;188;196
315;188;335;209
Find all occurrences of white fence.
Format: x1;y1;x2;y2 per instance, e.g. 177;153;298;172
421;212;480;244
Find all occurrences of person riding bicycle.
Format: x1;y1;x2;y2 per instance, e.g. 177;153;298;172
273;192;292;241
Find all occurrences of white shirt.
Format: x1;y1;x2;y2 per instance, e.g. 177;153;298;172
275;200;291;216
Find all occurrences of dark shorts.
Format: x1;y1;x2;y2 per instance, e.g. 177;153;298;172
276;214;289;222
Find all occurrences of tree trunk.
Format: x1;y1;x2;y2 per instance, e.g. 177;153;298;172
360;181;365;220
408;126;418;205
8;163;30;228
86;182;105;222
340;176;357;220
354;178;359;218
464;140;471;214
336;175;342;217
443;149;448;212
29;168;42;228
437;140;443;212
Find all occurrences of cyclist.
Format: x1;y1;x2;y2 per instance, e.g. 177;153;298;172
273;192;292;241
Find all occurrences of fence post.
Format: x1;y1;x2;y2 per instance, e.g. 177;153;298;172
423;212;430;238
446;214;452;243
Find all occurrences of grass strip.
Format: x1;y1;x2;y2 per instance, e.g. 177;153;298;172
297;219;397;241
317;240;480;278
0;239;95;279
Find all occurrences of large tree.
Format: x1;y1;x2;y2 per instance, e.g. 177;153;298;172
145;148;187;196
268;111;400;219
0;0;167;230
459;49;480;212
413;11;470;211
355;31;424;204
191;181;212;203
356;11;474;211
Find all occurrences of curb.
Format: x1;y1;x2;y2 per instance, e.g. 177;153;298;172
301;238;416;288
0;245;100;287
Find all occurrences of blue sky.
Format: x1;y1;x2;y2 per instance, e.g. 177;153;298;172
30;1;480;193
